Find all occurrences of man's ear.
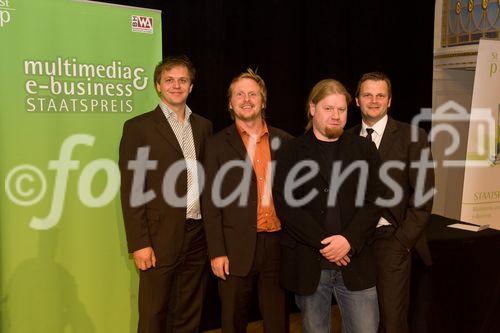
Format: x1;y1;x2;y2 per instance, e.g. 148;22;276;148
189;84;193;93
309;102;316;117
355;98;360;107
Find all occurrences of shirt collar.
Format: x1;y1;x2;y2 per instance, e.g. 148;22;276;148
236;119;269;140
159;100;192;122
361;114;388;137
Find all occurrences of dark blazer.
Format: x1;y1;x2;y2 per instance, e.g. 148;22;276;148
349;117;434;265
119;106;212;265
202;123;292;277
273;130;385;295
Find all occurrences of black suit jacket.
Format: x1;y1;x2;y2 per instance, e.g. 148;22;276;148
119;106;212;265
349;117;434;265
273;130;385;294
202;123;292;277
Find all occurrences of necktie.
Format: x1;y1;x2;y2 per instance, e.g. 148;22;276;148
366;128;374;142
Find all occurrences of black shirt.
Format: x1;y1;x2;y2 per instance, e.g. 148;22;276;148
315;137;342;269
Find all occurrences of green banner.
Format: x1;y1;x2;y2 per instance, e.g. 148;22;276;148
0;0;162;331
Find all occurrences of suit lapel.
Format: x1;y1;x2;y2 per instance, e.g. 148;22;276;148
225;124;248;160
269;127;282;160
225;124;258;186
152;107;183;156
350;124;362;136
299;131;354;217
190;114;202;160
337;134;354;165
378;117;398;160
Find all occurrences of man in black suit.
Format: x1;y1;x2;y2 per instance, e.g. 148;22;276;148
350;72;434;333
119;56;212;333
273;79;384;333
203;69;292;333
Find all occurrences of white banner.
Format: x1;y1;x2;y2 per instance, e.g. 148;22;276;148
461;39;500;230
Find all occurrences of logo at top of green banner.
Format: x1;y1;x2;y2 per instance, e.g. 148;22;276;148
131;15;153;34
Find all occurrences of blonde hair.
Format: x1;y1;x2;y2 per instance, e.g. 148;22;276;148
227;68;267;119
305;79;351;130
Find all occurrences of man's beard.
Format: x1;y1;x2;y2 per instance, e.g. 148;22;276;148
236;112;260;122
234;106;261;122
325;126;343;139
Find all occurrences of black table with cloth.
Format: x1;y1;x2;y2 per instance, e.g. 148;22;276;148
410;214;500;333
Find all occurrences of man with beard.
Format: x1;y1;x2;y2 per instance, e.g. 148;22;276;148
203;69;292;333
273;79;384;333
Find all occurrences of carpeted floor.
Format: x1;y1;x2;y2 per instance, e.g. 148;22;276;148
203;305;341;333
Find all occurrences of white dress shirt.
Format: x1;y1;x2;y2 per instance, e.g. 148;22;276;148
360;115;391;227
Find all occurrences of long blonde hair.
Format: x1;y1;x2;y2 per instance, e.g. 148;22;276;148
305;79;351;130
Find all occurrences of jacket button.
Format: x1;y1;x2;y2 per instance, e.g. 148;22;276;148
324;188;329;192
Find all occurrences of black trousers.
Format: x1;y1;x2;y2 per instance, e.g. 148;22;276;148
374;225;412;333
218;232;287;333
138;220;207;333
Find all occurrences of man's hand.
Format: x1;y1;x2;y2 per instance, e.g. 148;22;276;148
320;235;351;262
211;256;230;280
133;246;156;271
334;255;351;267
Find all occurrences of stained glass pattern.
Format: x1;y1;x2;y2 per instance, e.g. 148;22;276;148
443;0;499;47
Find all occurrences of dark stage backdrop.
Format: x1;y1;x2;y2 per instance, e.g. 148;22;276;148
99;0;435;136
